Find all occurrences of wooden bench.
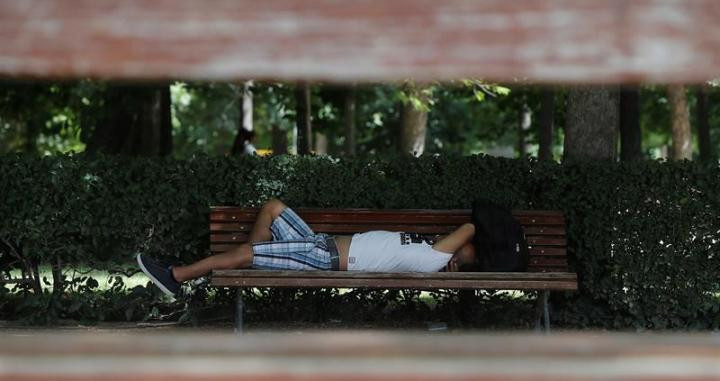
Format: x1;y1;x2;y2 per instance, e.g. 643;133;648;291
4;332;720;380
209;207;577;332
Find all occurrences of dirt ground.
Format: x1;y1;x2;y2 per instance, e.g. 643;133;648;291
0;319;469;334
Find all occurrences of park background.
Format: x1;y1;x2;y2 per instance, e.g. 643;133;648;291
4;1;720;380
1;79;718;330
2;0;720;332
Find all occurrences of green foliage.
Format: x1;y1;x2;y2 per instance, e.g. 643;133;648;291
170;82;245;157
640;85;720;160
460;79;511;102
0;80;94;155
429;85;516;155
3;81;719;161
354;84;402;155
1;155;719;328
397;82;435;112
428;85;568;158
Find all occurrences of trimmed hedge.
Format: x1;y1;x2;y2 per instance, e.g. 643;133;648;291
1;153;719;328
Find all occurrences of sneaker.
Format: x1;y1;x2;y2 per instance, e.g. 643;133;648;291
137;253;181;297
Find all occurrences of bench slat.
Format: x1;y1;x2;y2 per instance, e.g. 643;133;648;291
529;257;567;267
523;226;567;235
274;223;461;234
211;212;469;224
4;332;719;380
210;230;566;244
212;277;578;290
211;233;251;243
210;244;567;256
208;215;566;226
529;247;566;256
210;236;565;247
527;266;569;273
210;208;566;225
210;222;564;236
210;223;253;232
213;270;576;280
210;222;463;234
210;207;565;216
526;236;566;246
212;269;577;289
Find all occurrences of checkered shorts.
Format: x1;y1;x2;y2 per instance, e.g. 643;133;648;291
251;207;334;270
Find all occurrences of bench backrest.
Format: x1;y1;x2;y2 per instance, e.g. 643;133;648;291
209;207;568;273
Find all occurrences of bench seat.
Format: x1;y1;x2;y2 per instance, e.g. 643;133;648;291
213;270;578;290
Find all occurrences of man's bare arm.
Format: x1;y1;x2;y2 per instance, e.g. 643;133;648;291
432;223;475;254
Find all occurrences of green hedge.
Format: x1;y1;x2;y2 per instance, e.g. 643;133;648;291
1;154;719;328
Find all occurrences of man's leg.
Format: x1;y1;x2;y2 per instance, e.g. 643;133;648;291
248;199;287;243
252;238;332;271
171;199;288;282
172;243;253;282
138;243;254;297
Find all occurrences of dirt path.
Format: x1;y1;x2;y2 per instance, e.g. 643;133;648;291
0;319;454;334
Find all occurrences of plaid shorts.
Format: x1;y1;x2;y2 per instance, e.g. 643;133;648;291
251;207;335;270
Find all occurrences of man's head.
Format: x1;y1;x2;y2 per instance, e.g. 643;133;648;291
447;241;479;272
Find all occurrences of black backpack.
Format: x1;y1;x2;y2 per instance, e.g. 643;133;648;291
471;199;529;272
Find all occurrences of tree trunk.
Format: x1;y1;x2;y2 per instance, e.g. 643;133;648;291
231;81;255;155
271;124;288;155
517;102;531;158
24;118;40;154
1;237;34;289
87;84;173;156
344;85;356;156
121;85;164;155
51;257;63;295
135;86;169;156
537;89;555;161
696;85;713;161
159;85;173;156
400;84;430;156
314;132;328;154
667;84;692;160
564;86;619;161
619;85;642;161
31;261;42;295
295;83;312;155
86;85;131;154
241;81;253;133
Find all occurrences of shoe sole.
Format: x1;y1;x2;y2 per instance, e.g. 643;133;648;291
137;254;177;298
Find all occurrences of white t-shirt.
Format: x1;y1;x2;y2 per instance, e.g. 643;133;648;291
347;231;453;272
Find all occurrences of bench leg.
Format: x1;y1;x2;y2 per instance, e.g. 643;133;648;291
534;290;550;334
235;289;244;335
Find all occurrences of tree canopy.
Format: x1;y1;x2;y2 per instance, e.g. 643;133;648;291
0;80;718;161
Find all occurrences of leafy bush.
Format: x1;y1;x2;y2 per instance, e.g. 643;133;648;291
1;154;718;328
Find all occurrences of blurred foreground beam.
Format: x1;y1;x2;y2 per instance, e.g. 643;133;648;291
1;332;720;380
1;0;720;83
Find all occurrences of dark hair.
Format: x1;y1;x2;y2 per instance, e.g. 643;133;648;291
459;260;482;272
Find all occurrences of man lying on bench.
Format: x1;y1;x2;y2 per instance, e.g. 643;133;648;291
138;199;477;297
